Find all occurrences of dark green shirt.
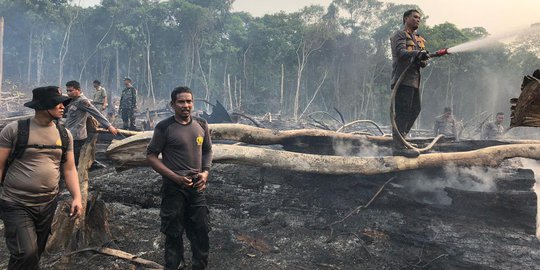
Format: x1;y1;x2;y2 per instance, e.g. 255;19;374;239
120;86;137;110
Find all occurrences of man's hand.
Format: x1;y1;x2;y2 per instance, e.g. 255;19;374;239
70;196;83;218
195;171;209;192
108;125;119;136
172;174;193;188
417;50;430;61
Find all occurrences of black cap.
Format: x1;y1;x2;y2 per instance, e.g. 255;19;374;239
24;86;71;110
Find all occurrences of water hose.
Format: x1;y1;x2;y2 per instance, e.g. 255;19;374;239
389;49;449;154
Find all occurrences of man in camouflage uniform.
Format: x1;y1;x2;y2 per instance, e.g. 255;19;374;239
119;77;138;130
481;112;505;139
92;80;108;113
434;107;458;139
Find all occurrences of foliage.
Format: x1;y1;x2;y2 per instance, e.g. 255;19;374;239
0;0;539;129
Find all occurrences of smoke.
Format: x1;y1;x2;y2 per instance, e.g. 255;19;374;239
402;164;500;205
448;23;540;53
505;127;540;140
332;137;391;157
516;158;540;239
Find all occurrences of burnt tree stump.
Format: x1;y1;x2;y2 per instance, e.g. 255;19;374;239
47;134;113;253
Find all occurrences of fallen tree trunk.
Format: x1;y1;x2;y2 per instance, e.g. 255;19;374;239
102;124;540;156
209;123;390;145
106;131;540;175
98;124;394;145
96;127;140;137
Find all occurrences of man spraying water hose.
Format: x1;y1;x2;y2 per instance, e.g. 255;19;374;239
390;9;447;157
390;9;429;157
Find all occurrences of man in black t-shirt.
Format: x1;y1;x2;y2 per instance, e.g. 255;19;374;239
146;86;212;270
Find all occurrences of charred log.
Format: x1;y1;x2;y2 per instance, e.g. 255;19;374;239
510;70;540;127
445;188;536;234
101;124;540;157
494;169;536;191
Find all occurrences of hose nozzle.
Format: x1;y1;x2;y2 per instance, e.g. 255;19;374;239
429;48;449;58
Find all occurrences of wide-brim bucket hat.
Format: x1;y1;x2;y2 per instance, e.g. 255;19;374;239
24;86;71;110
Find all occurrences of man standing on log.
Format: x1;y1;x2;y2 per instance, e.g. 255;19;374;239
390;9;430;157
481;112;505;139
119;77;138;130
65;80;118;165
146;86;213;270
0;86;82;270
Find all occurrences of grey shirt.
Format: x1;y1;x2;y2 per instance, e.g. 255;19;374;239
481;121;505;139
390;29;425;89
65;94;112;140
0;119;74;206
147;116;213;178
434;115;457;137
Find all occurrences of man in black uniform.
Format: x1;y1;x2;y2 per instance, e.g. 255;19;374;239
390;9;429;156
146;86;212;270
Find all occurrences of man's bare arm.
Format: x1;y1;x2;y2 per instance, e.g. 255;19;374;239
62;151;82;218
0;147;11;184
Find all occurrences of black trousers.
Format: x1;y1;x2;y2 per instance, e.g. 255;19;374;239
0;198;57;270
160;181;210;270
393;85;421;144
121;109;136;130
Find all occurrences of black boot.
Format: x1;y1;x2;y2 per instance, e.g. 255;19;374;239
391;141;420;158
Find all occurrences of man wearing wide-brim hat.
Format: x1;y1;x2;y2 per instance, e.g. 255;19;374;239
0;86;82;269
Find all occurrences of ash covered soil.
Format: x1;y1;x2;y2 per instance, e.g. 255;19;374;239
1;155;540;269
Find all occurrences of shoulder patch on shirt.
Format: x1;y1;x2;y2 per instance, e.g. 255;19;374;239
82;99;92;107
196;136;204;146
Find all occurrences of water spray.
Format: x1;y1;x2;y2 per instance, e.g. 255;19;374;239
427;22;539;58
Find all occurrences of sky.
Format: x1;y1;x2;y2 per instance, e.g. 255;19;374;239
77;0;540;35
232;0;540;35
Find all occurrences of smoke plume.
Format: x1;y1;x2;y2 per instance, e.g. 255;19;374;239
402;164;500;205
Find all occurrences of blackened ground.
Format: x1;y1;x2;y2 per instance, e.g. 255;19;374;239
1;157;539;269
